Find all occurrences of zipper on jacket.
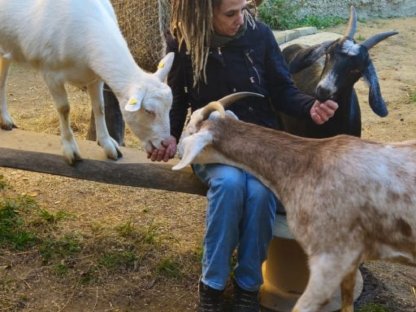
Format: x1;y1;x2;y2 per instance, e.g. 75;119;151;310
245;50;261;85
214;47;225;66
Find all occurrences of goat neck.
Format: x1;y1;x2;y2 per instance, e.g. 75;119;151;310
200;117;357;205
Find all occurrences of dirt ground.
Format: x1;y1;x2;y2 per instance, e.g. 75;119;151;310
1;16;416;312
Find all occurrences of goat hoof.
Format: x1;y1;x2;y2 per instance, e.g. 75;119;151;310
1;123;17;130
65;152;82;166
67;158;82;166
116;148;123;159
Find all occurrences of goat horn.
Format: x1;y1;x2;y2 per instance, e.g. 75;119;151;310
361;31;398;50
344;6;357;39
201;102;226;120
217;92;265;107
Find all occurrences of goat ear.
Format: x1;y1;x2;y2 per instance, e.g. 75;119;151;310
362;60;388;117
225;110;239;120
172;131;212;171
153;52;175;82
286;40;333;74
124;90;146;112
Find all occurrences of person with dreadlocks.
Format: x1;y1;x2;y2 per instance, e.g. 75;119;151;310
149;1;338;311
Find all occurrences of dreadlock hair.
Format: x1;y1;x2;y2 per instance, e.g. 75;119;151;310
170;0;257;85
170;0;217;85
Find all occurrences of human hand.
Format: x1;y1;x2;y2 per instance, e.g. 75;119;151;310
310;100;339;125
147;135;177;162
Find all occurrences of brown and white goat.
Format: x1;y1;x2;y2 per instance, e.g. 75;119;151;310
173;92;416;312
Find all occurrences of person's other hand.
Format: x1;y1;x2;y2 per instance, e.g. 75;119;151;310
147;135;177;162
310;100;339;125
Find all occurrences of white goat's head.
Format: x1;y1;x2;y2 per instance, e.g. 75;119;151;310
122;52;174;153
173;92;264;170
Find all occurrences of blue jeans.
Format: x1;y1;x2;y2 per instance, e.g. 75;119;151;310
193;163;278;292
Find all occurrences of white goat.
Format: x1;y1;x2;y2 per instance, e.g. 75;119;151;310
173;92;416;312
0;0;174;164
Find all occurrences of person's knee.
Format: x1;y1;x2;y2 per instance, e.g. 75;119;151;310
210;168;245;194
248;178;275;204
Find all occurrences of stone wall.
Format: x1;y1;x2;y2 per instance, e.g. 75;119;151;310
289;0;416;18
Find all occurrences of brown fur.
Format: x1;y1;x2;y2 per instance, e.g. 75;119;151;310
185;116;416;312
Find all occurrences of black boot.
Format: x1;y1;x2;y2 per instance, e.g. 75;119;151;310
232;281;260;312
198;280;224;312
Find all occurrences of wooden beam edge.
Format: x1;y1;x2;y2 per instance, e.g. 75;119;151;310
0;129;207;196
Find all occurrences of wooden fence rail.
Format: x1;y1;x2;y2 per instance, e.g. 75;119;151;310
0;129;207;196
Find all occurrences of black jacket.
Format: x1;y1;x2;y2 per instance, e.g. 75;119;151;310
167;21;315;141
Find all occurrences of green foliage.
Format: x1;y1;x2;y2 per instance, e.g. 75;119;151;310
0;174;7;190
156;257;182;279
115;221;160;245
52;263;69;277
39;234;82;263
79;267;100;285
98;251;138;271
0;197;39;250
258;0;346;30
141;223;160;245
356;34;366;41
357;303;390;312
410;89;416;103
296;15;345;29
38;209;71;224
116;220;136;238
258;0;299;30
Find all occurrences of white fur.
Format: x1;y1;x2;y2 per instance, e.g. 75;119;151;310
342;39;361;56
0;0;174;164
316;71;338;96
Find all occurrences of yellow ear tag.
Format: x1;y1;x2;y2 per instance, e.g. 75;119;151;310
158;61;165;69
128;98;138;105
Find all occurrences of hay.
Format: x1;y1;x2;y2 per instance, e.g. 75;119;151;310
111;0;171;72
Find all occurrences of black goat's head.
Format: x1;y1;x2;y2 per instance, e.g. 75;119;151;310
288;6;398;117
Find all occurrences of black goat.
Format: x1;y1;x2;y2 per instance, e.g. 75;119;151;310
278;6;398;138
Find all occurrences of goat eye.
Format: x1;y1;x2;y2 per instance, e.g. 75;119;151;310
144;109;155;116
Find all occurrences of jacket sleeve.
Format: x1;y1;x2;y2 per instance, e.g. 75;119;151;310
264;26;315;118
166;34;190;142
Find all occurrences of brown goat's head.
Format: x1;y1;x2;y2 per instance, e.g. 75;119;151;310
173;92;264;170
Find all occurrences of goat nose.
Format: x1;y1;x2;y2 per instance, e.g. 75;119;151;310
315;86;332;102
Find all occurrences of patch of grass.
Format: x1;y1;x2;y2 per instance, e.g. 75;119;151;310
258;0;299;30
39;233;82;263
13;195;39;212
116;221;161;246
0;174;7;190
1;187;196;292
0;197;39;250
115;220;136;238
52;263;69;277
356;34;366;41
258;0;346;30
357;303;389;312
98;250;138;271
141;223;161;245
79;267;100;285
296;15;345;29
409;89;416;103
38;209;72;224
156;257;182;279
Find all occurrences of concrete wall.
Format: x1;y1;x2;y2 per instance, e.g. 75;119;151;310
289;0;416;18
